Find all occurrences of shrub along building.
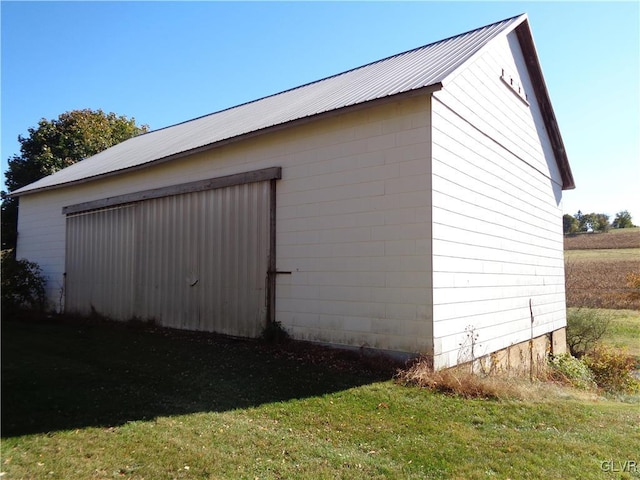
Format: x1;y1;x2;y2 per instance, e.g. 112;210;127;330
12;14;574;370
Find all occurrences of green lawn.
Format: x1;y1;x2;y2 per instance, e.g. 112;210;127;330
565;308;640;358
600;309;640;357
2;315;639;479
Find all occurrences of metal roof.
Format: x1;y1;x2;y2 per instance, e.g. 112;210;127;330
14;14;571;195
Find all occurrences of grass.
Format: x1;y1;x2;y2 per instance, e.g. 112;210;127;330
0;313;397;437
3;314;640;479
595;309;640;357
565;248;640;261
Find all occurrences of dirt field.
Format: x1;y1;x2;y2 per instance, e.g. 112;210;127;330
564;228;640;250
564;228;640;309
565;255;640;309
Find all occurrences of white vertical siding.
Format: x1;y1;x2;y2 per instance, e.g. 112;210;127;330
17;96;434;354
66;205;136;319
430;31;565;369
65;182;270;337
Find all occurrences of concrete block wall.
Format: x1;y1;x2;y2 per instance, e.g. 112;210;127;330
17;95;436;354
274;96;434;353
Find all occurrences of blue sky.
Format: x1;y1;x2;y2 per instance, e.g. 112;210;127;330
2;1;638;220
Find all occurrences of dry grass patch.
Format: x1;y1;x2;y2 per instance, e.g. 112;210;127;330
395;357;602;402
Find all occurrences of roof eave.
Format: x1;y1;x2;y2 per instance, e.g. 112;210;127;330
515;19;575;190
10;83;442;198
437;14;574;191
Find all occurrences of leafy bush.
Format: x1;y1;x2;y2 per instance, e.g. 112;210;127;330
261;320;289;343
583;346;640;393
1;251;47;313
566;308;611;357
547;354;596;390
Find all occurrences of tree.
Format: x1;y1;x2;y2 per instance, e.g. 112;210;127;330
612;210;634;229
577;212;610;233
563;213;579;234
2;109;148;251
592;213;610;233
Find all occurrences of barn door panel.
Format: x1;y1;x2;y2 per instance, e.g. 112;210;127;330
134;181;270;336
65;180;271;337
65;204;136;319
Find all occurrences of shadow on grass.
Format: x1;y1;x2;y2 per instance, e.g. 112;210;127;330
1;312;399;437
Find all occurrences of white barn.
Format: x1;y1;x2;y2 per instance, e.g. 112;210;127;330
12;14;574;370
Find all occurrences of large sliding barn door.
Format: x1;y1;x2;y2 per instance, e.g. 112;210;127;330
65;170;277;338
66;204;137;320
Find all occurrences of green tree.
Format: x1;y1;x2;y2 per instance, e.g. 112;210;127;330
563;213;579;234
611;210;634;229
592;213;610;233
577;212;610;233
2;109;148;251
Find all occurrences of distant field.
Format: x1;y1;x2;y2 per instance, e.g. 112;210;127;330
564;229;640;310
564;248;639;261
564;227;640;250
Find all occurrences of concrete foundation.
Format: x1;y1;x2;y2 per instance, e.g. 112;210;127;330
469;327;567;377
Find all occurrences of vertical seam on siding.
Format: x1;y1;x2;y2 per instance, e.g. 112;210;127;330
267;178;277;325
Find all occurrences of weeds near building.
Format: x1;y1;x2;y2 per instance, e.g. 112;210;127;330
1;251;46;314
546;353;596;390
583;345;639;393
566;308;611;358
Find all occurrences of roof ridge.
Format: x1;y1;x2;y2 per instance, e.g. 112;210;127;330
14;13;547;196
148;14;526;135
